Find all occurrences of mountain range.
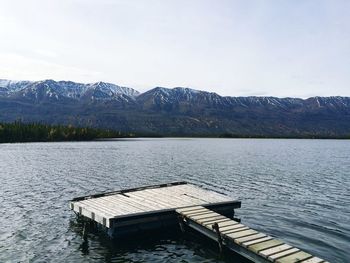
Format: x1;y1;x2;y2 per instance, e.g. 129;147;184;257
1;79;350;138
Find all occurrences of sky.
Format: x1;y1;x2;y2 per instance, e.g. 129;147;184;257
0;0;349;98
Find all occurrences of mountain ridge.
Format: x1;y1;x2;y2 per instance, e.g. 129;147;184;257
1;78;348;102
1;79;350;138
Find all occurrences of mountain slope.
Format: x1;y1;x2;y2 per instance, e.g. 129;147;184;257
0;79;139;102
0;79;349;137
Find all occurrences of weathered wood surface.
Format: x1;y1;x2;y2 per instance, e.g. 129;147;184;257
70;182;237;228
176;206;329;263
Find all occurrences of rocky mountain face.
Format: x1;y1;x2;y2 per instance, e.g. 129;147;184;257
1;79;350;137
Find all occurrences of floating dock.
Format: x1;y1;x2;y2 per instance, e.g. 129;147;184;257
70;182;327;263
70;182;241;237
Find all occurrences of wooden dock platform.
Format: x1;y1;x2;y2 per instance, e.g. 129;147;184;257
70;182;241;237
70;182;326;262
176;206;328;263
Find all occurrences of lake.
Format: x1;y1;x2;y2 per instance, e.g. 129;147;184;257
0;138;349;262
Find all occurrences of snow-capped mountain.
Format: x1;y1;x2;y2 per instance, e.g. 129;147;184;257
1;78;350;137
0;79;140;102
136;85;350;112
137;86;224;108
1;78;349;111
0;79;33;95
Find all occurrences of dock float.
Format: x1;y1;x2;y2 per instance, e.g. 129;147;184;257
176;205;328;263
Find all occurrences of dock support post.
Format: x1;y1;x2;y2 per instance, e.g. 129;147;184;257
178;215;186;233
212;222;223;253
82;222;87;241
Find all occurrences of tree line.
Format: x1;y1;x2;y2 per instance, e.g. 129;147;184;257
0;122;128;143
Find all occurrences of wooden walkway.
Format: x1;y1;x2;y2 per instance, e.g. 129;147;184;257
176;206;328;263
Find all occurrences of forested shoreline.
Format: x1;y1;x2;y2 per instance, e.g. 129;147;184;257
0;122;127;143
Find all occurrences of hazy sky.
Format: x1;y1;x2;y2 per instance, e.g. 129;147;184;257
0;0;349;97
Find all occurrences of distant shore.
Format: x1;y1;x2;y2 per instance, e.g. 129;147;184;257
0;122;132;144
1;122;349;144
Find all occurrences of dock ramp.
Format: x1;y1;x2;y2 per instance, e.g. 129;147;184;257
176;206;328;263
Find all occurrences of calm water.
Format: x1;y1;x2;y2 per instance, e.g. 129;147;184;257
0;138;349;263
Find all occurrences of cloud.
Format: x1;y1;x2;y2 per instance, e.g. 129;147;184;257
0;1;349;97
33;49;59;59
0;53;102;82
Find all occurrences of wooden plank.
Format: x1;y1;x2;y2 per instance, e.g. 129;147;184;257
115;194;163;211
150;189;202;207
165;186;203;200
131;190;176;208
164;184;199;196
144;188;201;207
167;184;222;204
178;208;209;215
135;192;176;209
203;218;231;227
268;248;300;261
171;193;207;207
83;198;122;214
226;229;258;239
81;199;118;215
119;194;164;211
162;186;214;204
211;220;238;228
248;239;284;253
234;233;267;244
220;223;246;231
299;257;324;263
176;206;206;213
125;193;166;210
94;196;143;214
180;184;232;202
105;198;148;214
242;236;273;247
189;212;220;221
74;201;113;218
197;215;227;224
138;189;183;206
222;226;249;234
147;190;198;207
93;197;134;214
167;187;210;204
131;190;175;208
87;198;139;215
108;195;150;212
259;244;293;257
99;195;137;211
276;251;313;263
183;210;213;217
157;184;188;194
144;189;199;207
